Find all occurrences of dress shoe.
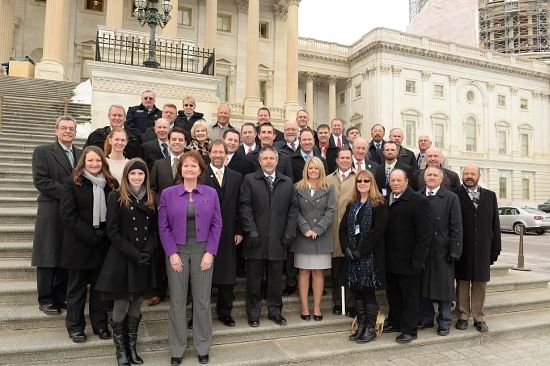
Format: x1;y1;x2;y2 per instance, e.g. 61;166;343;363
148;296;161;306
395;333;417;344
39;303;60;315
93;328;111;339
383;324;399;333
474;321;489;333
198;354;209;364
455;319;468;330
268;314;287;326
346;308;356;318
170;356;182;366
417;322;434;330
300;313;311;321
438;327;450;336
282;286;296;296
220;316;235;327
188;317;193;329
332;306;342;315
56;302;67;310
313;314;323;321
248;319;259;327
68;331;87;343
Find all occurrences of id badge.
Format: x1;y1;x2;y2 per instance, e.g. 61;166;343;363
382;188;387;196
355;225;360;235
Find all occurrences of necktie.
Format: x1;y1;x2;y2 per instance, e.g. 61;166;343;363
171;157;178;177
376;143;381;150
267;176;274;192
215;170;223;186
247;146;253;155
337;136;342;148
161;143;169;158
418;153;425;168
356;160;363;171
428;190;434;197
65;148;74;168
340;172;346;182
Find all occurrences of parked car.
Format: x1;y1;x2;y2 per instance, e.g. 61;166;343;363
537;200;550;213
498;205;550;235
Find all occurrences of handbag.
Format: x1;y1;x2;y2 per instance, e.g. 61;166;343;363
351;311;385;337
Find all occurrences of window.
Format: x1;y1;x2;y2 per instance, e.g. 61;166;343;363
520;133;529;156
434;84;444;98
499;177;507;200
86;0;103;12
405;120;416;147
338;92;345;105
259;21;269;39
405;80;416;94
522;178;530;200
434;123;445;148
497;131;507;154
520;98;529;110
217;14;232;32
354;84;362;98
259;80;267;105
464;117;477;152
466;90;475;103
177;7;192;26
497;94;506;107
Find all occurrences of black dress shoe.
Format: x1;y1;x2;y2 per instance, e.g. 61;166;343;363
395;333;417;344
300;314;311;321
39;303;60;315
198;354;209;364
313;314;323;321
93;328;111;339
417;322;434;330
474;321;489;333
220;316;235;327
332;306;342;315
438;327;450;336
68;331;87;343
170;356;182;366
282;286;296;296
268;314;287;326
56;302;67;310
383;324;399;333
248;319;259;327
345;308;356;318
455;319;468;330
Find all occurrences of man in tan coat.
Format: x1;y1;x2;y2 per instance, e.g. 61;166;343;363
326;148;356;316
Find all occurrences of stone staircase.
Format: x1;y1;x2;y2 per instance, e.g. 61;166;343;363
1;77;550;365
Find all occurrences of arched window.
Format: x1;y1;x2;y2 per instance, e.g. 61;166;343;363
464;117;477;152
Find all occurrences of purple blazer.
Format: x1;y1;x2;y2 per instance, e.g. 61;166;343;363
158;183;222;257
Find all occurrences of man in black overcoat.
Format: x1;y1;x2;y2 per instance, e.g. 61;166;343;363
125;90;162;136
412;147;460;191
383;169;432;344
239;146;298;327
204;140;243;327
32;116;81;315
374;141;413;197
142;118;170;170
454;163;501;333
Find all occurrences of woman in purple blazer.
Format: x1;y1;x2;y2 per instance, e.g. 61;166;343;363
158;150;222;366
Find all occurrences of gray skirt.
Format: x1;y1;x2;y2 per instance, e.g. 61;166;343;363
294;253;332;270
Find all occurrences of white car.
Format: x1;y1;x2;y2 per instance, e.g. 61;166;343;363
498;206;550;235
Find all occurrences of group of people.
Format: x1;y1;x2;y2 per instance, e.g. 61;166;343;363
31;90;501;366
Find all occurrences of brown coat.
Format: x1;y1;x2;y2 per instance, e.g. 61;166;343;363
326;170;356;257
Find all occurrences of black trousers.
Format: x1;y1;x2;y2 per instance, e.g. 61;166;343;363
150;245;167;298
215;284;234;319
331;257;354;309
386;272;421;336
284;250;297;288
37;266;67;305
65;268;108;333
246;259;284;320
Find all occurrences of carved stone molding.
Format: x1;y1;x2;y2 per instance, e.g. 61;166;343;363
304;71;314;81
533;91;542;99
448;76;458;85
380;64;391;75
328;76;337;85
391;66;402;76
421;71;431;80
287;0;301;6
272;2;288;21
235;0;248;14
510;87;518;96
368;66;377;76
361;71;369;79
486;82;495;92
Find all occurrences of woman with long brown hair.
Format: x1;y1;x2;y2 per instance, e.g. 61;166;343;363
60;146;118;343
339;169;388;343
104;128;129;183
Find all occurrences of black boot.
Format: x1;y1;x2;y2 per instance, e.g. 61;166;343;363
126;315;144;365
356;304;378;343
112;321;130;366
349;300;366;341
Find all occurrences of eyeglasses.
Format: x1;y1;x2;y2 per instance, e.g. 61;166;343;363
143;96;154;100
57;126;75;132
184;104;194;107
357;179;371;183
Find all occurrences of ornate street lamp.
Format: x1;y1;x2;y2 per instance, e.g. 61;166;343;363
134;0;173;68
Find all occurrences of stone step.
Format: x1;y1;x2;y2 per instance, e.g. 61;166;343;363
0;242;32;258
0;170;32;179
3;306;550;365
0;187;38;199
1;125;56;136
0;139;86;149
0;224;34;242
0;135;56;145
0;154;33;164
0;197;37;207
486;270;550;292
0;259;36;280
0;178;35;188
0;208;37;225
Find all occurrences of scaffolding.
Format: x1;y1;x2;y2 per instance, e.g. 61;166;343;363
409;0;432;20
479;0;550;54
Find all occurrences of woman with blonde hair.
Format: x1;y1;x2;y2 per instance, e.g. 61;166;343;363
339;169;388;343
292;157;336;321
104;128;129;183
188;119;211;164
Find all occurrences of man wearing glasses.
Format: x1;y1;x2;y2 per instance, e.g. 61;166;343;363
125;90;162;136
174;95;204;132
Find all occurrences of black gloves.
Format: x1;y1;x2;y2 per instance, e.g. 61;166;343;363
447;254;460;264
345;247;362;261
490;251;499;265
282;236;293;249
246;233;261;248
137;252;151;266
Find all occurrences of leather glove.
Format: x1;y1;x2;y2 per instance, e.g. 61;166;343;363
345;247;362;261
246;233;261;248
95;229;106;240
447;254;460;264
490;252;499;265
137;252;151;266
282;235;293;249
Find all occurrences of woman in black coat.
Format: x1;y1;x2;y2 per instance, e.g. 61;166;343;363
96;158;157;366
60;146;118;344
339;170;388;343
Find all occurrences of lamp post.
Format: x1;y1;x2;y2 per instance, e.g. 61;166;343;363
134;0;173;68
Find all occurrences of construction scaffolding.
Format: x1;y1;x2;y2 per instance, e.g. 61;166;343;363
479;0;549;54
409;0;432;20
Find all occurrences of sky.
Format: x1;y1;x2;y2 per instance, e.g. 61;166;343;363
298;0;410;45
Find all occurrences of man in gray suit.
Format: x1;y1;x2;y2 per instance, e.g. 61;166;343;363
32;116;81;315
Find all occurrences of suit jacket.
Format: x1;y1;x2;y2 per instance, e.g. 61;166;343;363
413;167;461;192
204;166;243;285
397;146;417;171
290;150;328;183
227;151;255;176
367;140;385;164
150;157;181;204
374;161;413;196
328;134;349;148
247;145;294;181
32;142;82;267
352;158;380;176
125;104;162;135
142;139;166;170
454;186;501;282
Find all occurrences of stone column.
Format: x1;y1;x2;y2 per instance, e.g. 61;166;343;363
284;0;300;118
328;76;337;121
35;0;70;80
0;0;15;64
243;0;262;115
105;0;124;28
204;0;217;50
305;72;314;119
162;0;179;37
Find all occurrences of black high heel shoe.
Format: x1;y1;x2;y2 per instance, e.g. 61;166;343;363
300;313;311;321
313;314;323;321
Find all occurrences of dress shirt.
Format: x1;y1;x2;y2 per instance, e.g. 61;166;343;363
426;186;440;196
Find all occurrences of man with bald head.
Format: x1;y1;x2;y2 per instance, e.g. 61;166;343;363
453;164;500;333
209;103;235;140
276;120;300;157
388;128;417;170
413;147;460;191
142;118;171;170
351;137;379;175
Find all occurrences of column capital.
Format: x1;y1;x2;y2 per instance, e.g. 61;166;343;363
486;82;495;92
510;87;518;96
273;2;288;21
448;76;458;85
304;71;315;81
287;0;301;6
235;0;248;13
328;76;337;84
421;71;431;80
391;66;402;76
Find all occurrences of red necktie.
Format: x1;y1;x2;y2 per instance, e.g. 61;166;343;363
337;136;342;148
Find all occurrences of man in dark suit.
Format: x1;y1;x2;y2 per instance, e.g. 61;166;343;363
239;146;298;327
237;122;258;156
351;137;379;176
374;141;413;197
454;164;501;333
32;116;81;315
317;124;338;174
296;109;318;143
276;120;299;158
413;147;460;191
290;128;327;183
125;90;162;136
328;118;348;149
388;128;417;170
142;118;170;170
256;107;284;143
367;123;385;164
224;129;255;176
204;140;243;327
174;95;204;132
249;123;294;180
142;103;179;142
148;127;187;306
416;135;432;170
383;169;432;344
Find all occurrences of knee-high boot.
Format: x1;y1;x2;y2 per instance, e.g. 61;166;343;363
112;320;130;366
356;304;378;343
126;315;144;365
349;299;366;341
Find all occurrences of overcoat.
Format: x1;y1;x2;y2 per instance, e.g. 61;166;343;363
95;191;158;299
204;166;243;285
60;177;115;270
125;104;162;135
31;142;81;267
421;188;463;301
385;187;433;275
239;170;298;261
291;185;336;255
454;186;501;282
326;170;356;257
